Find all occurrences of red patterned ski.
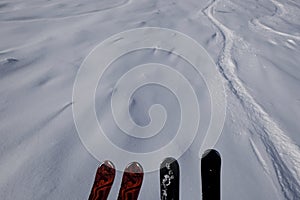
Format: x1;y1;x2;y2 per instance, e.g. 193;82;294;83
117;162;144;200
88;160;116;200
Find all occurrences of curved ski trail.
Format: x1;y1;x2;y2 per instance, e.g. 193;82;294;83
202;0;300;199
249;0;300;41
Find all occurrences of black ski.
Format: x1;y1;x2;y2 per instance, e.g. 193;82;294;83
201;149;221;200
160;157;180;200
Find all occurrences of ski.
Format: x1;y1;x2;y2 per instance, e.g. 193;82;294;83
89;160;116;200
117;162;144;200
201;149;221;200
160;157;180;200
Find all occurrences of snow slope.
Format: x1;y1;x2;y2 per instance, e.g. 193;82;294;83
0;0;300;199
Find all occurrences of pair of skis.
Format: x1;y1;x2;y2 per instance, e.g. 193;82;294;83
88;161;143;200
88;149;221;200
160;149;221;200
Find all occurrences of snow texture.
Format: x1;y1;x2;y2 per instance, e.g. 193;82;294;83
0;0;300;199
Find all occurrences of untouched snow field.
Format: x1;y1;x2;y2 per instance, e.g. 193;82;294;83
0;0;300;199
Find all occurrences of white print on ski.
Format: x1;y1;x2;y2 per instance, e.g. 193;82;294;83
161;163;175;199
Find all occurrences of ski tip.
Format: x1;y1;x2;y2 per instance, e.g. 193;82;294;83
124;161;144;174
160;157;179;171
202;149;221;160
160;157;178;166
101;160;115;169
95;160;115;175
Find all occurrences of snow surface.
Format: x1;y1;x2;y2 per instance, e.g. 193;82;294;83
0;0;300;199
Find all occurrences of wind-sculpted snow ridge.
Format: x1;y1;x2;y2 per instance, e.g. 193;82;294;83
0;0;131;22
203;0;300;199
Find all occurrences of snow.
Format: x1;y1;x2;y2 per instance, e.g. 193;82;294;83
0;0;300;199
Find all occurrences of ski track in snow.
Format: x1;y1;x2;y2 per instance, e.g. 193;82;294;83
250;0;300;40
251;19;300;41
249;0;300;41
249;138;270;175
203;0;300;199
